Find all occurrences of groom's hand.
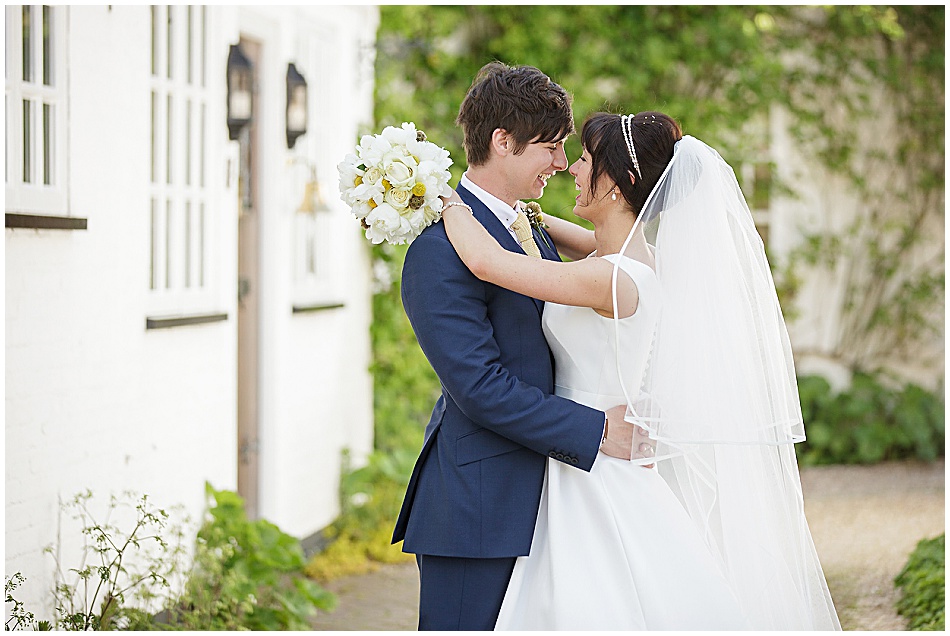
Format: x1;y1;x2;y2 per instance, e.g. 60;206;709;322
600;405;633;460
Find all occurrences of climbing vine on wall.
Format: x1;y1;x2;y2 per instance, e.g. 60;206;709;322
372;5;943;380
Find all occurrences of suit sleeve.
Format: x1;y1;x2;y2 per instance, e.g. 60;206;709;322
402;231;604;471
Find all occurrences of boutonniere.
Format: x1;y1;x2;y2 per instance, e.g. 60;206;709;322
523;201;553;250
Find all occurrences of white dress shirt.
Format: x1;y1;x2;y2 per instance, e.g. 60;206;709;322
460;173;521;243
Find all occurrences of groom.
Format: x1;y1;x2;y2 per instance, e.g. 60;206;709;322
392;61;633;630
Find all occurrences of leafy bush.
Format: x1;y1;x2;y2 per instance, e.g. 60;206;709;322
797;373;945;465
168;483;335;630
5;486;334;631
895;534;945;630
305;449;416;582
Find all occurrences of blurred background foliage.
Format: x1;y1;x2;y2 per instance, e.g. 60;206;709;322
310;4;944;580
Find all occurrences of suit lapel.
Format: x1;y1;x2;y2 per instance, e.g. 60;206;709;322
535;225;560;262
456;183;545;316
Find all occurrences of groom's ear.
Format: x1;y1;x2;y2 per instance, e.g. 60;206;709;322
491;128;511;156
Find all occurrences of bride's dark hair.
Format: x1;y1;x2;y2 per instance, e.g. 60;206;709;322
580;111;682;215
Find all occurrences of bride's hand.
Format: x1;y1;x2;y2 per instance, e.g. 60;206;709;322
632;425;656;469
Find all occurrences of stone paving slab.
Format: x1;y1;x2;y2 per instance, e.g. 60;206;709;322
309;460;945;631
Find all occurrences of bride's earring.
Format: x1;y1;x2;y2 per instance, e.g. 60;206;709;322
611;190;618;201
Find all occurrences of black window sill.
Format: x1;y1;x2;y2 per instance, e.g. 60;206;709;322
146;312;228;330
6;212;87;230
292;302;345;314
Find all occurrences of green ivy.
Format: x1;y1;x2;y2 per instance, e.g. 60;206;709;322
374;5;944;376
895;534;945;630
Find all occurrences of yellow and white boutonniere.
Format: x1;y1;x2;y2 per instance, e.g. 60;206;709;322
523;201;552;251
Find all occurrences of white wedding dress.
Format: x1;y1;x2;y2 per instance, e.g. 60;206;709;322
495;254;749;630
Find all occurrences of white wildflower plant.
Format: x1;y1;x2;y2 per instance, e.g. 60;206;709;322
338;122;454;245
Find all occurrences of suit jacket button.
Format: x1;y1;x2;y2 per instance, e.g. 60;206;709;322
555;453;565;461
570;457;578;465
548;451;557;458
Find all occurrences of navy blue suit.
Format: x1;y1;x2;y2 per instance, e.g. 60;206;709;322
392;183;605;629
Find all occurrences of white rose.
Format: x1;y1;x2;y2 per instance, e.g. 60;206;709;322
385;186;412;210
384;158;415;188
363;165;384;185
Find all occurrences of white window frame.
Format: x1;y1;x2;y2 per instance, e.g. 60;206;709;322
147;5;219;318
290;28;342;308
5;5;69;215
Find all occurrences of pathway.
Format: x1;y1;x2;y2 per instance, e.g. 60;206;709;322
309;459;945;631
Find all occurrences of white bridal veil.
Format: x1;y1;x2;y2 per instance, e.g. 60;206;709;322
613;136;840;630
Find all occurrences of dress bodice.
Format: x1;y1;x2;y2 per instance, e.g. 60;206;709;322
542;254;661;411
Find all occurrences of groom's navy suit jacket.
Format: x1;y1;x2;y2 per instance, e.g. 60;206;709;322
392;182;605;559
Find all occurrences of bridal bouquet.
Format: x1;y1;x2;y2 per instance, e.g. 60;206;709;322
338;122;453;245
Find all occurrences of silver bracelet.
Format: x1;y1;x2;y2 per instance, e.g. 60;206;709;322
442;201;473;213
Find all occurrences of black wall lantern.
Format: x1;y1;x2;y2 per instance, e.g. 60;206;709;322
286;63;308;149
227;44;253;140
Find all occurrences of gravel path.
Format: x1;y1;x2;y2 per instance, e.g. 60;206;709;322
310;460;945;631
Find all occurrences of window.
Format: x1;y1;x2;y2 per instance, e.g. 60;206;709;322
148;5;215;316
5;5;68;214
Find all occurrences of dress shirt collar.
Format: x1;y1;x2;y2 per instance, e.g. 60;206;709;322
460;172;519;232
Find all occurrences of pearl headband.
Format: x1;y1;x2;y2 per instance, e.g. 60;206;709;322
620;114;642;180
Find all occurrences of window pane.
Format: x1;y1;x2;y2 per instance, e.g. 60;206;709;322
150;91;157;183
42;102;52;185
201;6;206;87
200;103;206;188
150;198;158;290
22;99;31;183
42;6;52;86
185;99;191;186
165;200;173;288
22;6;32;83
166;94;172;184
166;6;173;79
185;200;192;287
151;6;159;76
199;203;205;286
187;6;193;84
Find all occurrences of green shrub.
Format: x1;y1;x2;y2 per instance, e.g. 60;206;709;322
169;483;336;630
797;373;944;465
895;534;945;630
5;486;335;631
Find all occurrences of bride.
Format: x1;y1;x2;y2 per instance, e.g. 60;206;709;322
440;111;841;630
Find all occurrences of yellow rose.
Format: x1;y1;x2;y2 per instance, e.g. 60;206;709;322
411;182;426;197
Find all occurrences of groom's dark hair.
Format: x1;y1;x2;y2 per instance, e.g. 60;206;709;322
457;61;575;166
